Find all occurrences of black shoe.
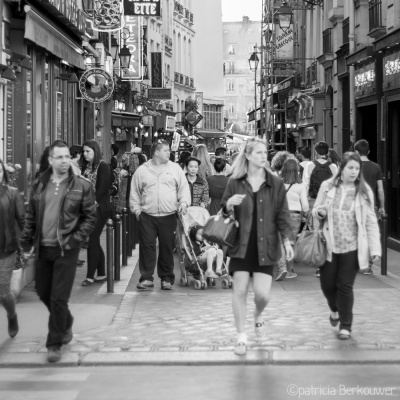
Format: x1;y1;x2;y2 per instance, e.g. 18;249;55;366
62;316;74;345
8;314;19;338
161;281;172;290
47;347;62;363
329;315;340;327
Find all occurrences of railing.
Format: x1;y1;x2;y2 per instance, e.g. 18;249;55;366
342;17;349;45
175;72;180;83
179;73;184;85
190;78;194;88
174;1;180;13
185;75;189;86
189;12;193;24
322;28;333;54
369;0;383;31
185;8;190;20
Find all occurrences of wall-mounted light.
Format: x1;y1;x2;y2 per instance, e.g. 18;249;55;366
139;122;144;129
119;44;132;69
110;35;119;64
144;131;149;138
0;64;16;81
276;3;293;32
285;121;292;129
154;130;158;138
136;104;144;113
248;50;259;72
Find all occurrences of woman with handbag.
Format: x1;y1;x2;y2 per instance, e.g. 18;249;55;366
0;159;25;338
312;152;381;340
221;138;293;355
81;140;111;286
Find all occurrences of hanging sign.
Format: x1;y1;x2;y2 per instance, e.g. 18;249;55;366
91;0;123;32
124;0;161;16
151;52;163;88
148;88;171;100
121;16;142;80
195;92;204;129
79;68;114;103
185;108;203;127
275;25;294;60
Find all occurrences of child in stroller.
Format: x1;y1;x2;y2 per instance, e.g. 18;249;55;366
189;225;224;279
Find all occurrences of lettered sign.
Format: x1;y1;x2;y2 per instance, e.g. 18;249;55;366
124;0;161;16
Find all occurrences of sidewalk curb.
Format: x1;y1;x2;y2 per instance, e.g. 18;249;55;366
2;350;400;368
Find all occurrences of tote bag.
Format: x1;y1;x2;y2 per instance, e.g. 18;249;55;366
202;210;239;248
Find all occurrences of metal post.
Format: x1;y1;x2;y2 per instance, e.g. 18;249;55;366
127;209;133;256
114;214;121;281
122;208;128;266
106;219;114;293
131;209;137;250
380;214;388;276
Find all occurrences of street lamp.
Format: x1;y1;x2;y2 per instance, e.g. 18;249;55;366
118;44;132;69
276;4;293;32
110;35;119;64
249;48;260;136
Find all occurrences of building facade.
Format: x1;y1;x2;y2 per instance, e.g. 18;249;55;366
223;17;262;135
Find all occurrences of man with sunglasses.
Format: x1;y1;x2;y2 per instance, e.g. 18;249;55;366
20;140;96;363
130;140;191;290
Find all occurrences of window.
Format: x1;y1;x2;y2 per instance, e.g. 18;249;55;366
4;22;10;50
229;103;235;114
228;44;236;54
227;61;235;74
227;79;235;92
204;104;222;130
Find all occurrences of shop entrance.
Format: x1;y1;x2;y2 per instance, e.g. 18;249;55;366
356;104;378;162
387;100;400;240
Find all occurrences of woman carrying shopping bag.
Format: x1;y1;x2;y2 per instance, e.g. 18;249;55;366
221;138;293;356
312;152;381;340
0;159;25;338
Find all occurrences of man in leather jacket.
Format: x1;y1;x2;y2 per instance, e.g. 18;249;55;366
20;140;96;363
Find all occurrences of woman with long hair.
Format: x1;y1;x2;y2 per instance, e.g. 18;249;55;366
34;146;51;179
221;138;293;355
275;159;309;280
0;159;25;338
328;148;341;167
192;144;214;178
207;158;229;215
81;140;111;286
313;152;381;340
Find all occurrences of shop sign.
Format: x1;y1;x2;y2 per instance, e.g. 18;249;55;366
275;25;294;60
39;0;87;34
121;16;142;80
195;92;204;129
6;85;13;163
124;0;161;16
142;115;154;126
354;63;375;98
79;69;114;103
112;117;140;127
166;116;176;131
90;0;123;32
383;52;400;90
148;88;171;100
185;108;203;127
151;53;163;88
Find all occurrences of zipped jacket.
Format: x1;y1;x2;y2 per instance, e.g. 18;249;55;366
20;167;96;256
0;185;25;253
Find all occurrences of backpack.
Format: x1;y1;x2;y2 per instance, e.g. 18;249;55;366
109;165;120;197
308;160;333;199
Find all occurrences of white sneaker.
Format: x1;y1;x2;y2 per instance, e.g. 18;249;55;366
338;329;351;340
205;270;219;279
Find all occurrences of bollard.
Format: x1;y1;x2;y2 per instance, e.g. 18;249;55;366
114;214;121;281
122;208;128;267
380;214;388;276
131;209;136;250
106;219;114;293
127;210;133;257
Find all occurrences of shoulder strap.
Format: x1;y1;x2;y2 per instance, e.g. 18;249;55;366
286;183;294;192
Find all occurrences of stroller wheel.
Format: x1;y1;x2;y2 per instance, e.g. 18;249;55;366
222;279;229;289
228;281;234;289
179;277;187;287
201;282;206;290
194;280;201;290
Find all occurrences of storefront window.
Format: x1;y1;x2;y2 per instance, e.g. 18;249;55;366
44;56;50;146
26;47;33;196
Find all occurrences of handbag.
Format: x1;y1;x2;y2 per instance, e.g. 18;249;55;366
202;209;239;248
294;214;327;267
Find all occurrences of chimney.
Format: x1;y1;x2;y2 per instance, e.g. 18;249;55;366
242;16;249;24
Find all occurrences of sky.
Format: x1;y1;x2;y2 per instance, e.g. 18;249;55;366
221;0;262;22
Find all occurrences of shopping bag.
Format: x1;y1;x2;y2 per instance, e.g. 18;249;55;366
10;268;24;298
294;216;327;267
202;210;239;248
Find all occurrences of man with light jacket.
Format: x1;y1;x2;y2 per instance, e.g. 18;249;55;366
130;140;191;290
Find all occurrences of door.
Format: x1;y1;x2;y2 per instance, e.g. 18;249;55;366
387;100;400;239
356;104;378;162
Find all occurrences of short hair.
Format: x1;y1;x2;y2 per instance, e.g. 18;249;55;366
215;147;227;157
0;159;9;184
185;156;201;167
70;144;83;159
301;147;311;159
169;152;176;162
178;151;191;166
214;158;226;173
354;139;370;156
82;139;103;170
50;140;68;156
314;141;329;156
150;140;170;158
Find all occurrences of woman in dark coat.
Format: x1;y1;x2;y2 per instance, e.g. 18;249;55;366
81;140;111;286
207;158;229;215
221;138;293;356
0;159;25;338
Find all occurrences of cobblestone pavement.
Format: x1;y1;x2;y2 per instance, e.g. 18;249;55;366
2;258;400;356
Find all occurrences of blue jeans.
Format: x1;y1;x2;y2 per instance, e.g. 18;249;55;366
36;246;80;349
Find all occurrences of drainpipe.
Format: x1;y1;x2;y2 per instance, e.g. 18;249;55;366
349;1;356;148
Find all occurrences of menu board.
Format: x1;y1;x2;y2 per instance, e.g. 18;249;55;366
6;85;13;163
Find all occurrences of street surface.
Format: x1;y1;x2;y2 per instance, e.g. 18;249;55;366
0;365;399;400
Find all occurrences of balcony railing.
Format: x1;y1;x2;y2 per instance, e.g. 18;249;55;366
342;17;349;45
306;62;317;88
369;0;383;31
190;78;194;88
185;8;190;21
322;28;333;54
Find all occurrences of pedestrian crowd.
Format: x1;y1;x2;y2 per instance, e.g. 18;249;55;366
0;134;384;360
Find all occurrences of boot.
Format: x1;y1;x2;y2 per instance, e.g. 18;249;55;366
8;314;19;338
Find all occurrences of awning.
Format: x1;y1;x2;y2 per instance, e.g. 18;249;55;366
195;129;227;139
24;5;85;70
112;111;141;127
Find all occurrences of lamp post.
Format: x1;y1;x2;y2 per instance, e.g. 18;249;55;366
249;46;259;137
118;44;132;70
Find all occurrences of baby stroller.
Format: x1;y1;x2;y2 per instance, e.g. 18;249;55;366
176;206;233;290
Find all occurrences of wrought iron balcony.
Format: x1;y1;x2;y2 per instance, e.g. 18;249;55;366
342;17;349;45
368;0;386;39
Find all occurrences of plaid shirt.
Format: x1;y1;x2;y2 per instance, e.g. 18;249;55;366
186;174;210;207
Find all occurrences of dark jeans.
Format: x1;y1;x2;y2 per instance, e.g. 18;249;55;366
320;250;359;331
138;212;177;284
36;246;80;349
87;209;108;280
